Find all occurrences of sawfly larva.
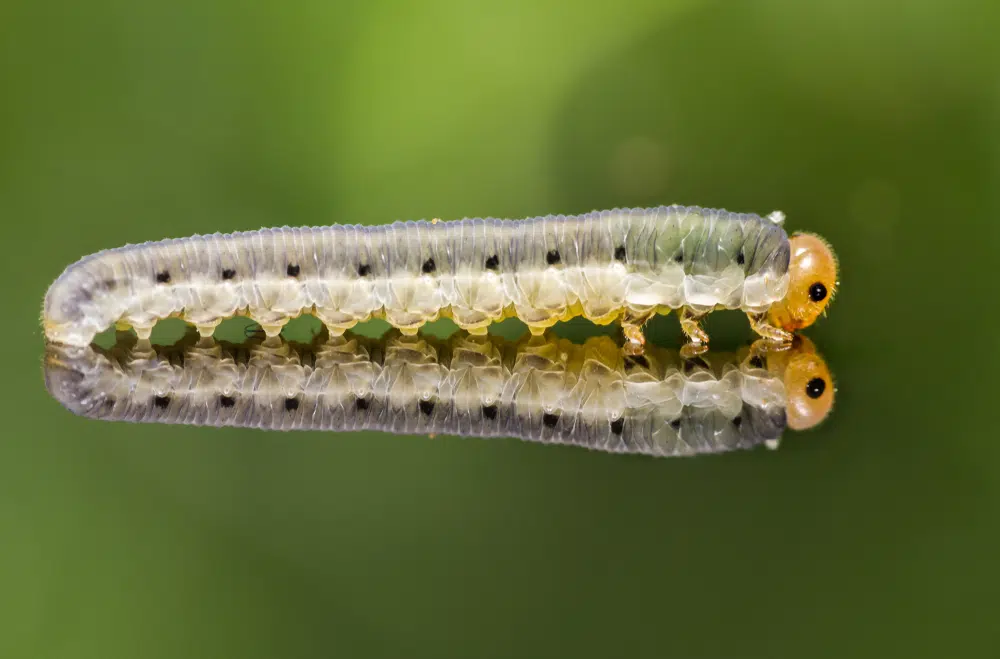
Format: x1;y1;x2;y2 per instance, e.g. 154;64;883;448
42;206;838;349
44;330;835;457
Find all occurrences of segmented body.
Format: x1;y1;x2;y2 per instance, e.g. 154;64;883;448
43;206;790;347
44;332;789;457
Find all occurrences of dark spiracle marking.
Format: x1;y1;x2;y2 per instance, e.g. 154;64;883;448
674;251;684;264
222;268;236;280
287;264;300;277
484;254;499;270
355;397;370;410
421;258;436;274
155;271;171;284
542;412;559;428
737;250;745;266
669;418;681;431
358;263;372;277
546;249;561;265
153;395;170;409
809;282;828;302
732;415;742;428
419;399;435;415
610;417;625;435
219;395;236;408
806;377;826;399
749;355;765;369
284;397;299;411
614;246;627;262
482;404;498;420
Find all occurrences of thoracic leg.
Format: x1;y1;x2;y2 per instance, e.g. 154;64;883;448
747;311;794;344
678;307;709;345
621;309;653;355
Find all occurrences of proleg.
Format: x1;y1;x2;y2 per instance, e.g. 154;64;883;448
41;206;837;348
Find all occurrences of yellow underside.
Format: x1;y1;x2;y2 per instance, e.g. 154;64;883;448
115;303;680;338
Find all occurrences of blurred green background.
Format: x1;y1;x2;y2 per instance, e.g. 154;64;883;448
3;1;1000;657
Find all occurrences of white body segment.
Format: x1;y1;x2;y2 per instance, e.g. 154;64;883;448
43;206;791;346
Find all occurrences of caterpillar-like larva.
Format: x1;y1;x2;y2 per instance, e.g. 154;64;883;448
44;330;835;457
42;206;838;350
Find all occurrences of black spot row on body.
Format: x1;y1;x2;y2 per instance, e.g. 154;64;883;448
614;246;627;262
156;271;171;284
610;417;624;435
421;258;436;274
287;264;300;277
546;250;561;266
484;254;499;270
358;263;371;277
222;268;236;280
482;404;498;420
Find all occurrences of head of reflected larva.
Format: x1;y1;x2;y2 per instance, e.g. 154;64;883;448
762;334;835;431
767;232;838;331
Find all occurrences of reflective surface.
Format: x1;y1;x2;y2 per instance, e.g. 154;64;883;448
4;1;1000;658
45;331;833;456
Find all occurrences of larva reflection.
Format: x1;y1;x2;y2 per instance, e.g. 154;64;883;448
44;331;835;457
42;206;838;350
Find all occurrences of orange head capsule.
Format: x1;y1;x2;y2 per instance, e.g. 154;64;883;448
768;233;839;332
768;335;836;430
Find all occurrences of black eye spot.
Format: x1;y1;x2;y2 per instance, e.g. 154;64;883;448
808;282;828;302
542;412;559;428
287;264;300;277
284;397;299;411
482;404;498;420
155;271;171;284
732;415;742;428
610;417;624;435
669;418;681;430
419;399;435;415
222;268;236;280
357;263;371;277
749;355;765;369
546;249;561;265
674;251;683;264
614;246;627;262
153;395;170;409
806;377;826;399
736;250;745;266
484;254;499;270
219;395;235;408
421;258;436;274
355;397;370;410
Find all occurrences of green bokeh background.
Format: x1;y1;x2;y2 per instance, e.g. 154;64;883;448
3;1;1000;657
